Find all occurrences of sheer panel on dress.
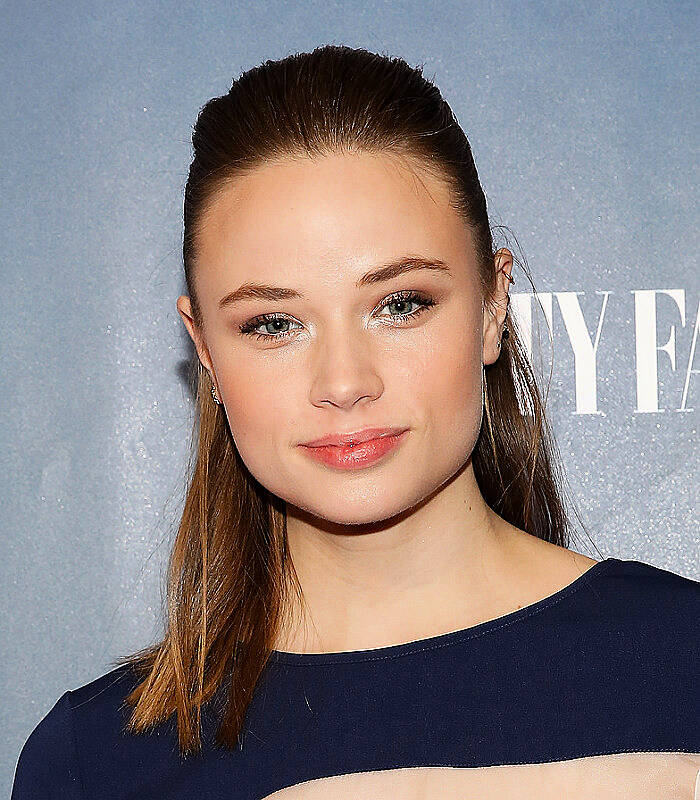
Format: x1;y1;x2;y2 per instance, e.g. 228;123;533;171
263;752;700;800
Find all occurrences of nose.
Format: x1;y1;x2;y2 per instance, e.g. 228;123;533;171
307;330;384;410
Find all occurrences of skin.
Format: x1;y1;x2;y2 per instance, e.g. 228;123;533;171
177;150;598;654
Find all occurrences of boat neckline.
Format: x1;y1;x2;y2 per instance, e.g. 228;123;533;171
266;557;622;666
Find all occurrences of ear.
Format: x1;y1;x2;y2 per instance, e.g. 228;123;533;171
176;295;217;380
482;248;514;366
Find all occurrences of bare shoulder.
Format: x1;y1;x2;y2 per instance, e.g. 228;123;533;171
551;545;600;573
499;523;600;597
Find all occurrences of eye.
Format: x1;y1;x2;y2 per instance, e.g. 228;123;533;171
377;290;436;325
238;313;303;342
238;290;436;342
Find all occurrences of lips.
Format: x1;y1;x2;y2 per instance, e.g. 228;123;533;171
299;429;409;470
300;426;408;448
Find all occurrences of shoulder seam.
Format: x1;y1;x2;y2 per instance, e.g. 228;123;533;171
64;691;86;800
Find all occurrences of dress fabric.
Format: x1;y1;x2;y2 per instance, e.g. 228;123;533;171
10;557;700;799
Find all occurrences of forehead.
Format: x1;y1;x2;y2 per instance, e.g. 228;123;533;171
194;150;471;289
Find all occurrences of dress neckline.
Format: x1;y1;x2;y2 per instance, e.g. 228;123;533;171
266;557;621;666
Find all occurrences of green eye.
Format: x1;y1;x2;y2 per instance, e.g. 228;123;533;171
238;290;436;342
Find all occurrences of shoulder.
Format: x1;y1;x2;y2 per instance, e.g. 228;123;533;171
580;557;698;711
66;661;143;721
503;531;698;630
568;556;699;645
11;664;141;800
529;536;699;627
513;553;700;753
520;548;699;689
596;557;699;624
11;690;80;799
577;557;700;749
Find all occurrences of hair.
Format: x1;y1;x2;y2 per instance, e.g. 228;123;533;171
111;44;599;756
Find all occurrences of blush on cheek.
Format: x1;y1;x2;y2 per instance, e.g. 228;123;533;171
220;389;288;462
429;350;482;427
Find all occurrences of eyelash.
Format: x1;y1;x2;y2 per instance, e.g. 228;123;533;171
238;290;437;342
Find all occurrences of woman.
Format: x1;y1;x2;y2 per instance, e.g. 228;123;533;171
12;45;699;799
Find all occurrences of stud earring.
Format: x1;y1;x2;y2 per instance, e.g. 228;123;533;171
497;322;510;349
497;265;513;350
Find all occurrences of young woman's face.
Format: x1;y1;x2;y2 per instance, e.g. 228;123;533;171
179;150;491;525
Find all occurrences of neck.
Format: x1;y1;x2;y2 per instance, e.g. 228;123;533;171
274;460;519;654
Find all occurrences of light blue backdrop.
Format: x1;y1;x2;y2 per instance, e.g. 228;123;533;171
2;1;698;792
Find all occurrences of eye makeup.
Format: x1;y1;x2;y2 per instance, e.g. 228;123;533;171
237;289;437;343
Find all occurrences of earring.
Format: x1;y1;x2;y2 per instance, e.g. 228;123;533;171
497;322;510;349
211;385;221;405
500;266;515;285
498;265;513;350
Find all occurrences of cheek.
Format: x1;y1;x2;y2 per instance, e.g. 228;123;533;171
415;311;484;441
362;312;484;505
217;364;293;466
429;337;482;409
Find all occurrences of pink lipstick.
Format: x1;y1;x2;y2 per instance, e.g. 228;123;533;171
298;427;409;470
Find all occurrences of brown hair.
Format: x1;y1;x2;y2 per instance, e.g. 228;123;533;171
112;44;598;756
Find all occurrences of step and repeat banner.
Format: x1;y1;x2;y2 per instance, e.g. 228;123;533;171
2;1;696;794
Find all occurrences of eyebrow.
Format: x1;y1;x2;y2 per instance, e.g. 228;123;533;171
218;256;453;309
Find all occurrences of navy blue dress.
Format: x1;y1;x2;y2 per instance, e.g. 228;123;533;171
11;558;700;799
